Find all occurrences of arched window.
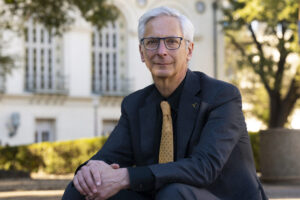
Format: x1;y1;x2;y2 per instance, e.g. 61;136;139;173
91;16;128;96
24;19;66;94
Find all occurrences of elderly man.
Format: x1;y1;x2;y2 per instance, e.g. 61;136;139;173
63;6;267;200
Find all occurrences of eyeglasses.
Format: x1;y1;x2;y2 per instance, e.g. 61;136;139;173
140;37;183;50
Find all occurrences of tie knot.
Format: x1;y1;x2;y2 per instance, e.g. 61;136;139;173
160;101;171;116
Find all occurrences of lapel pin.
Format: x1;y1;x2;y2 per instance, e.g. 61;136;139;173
192;103;198;109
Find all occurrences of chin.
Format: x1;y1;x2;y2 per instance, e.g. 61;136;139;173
153;70;173;78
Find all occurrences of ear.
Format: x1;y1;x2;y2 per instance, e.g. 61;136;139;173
186;42;194;62
139;44;145;62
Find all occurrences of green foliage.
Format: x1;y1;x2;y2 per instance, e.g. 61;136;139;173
2;0;118;33
0;49;14;73
0;145;42;172
0;137;107;174
225;32;269;125
0;32;15;78
226;65;270;125
222;0;300;128
249;132;260;171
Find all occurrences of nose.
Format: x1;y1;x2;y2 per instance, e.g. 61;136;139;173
157;39;167;56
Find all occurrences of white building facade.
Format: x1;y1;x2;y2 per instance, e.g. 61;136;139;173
0;0;224;146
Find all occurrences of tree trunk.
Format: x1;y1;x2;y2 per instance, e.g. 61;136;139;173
269;92;283;128
268;91;299;128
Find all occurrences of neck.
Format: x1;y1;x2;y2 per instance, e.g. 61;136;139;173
154;69;187;98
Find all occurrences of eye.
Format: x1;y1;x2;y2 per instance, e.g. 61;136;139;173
166;38;179;45
146;39;159;45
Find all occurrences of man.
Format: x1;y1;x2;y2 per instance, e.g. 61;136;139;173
63;6;267;200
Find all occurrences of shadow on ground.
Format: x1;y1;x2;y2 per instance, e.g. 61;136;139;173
0;177;300;200
0;178;70;192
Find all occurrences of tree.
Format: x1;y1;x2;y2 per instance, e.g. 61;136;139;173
222;0;300;128
224;29;270;129
0;0;118;77
0;37;14;77
1;0;118;32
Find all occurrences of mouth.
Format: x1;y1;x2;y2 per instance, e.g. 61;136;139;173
154;63;172;65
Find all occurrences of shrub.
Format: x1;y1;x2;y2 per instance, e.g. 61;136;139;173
1;134;260;174
0;145;42;172
0;137;107;174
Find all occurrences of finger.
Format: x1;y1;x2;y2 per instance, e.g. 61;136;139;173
73;175;86;196
110;163;120;169
77;170;94;196
90;165;101;186
82;166;98;194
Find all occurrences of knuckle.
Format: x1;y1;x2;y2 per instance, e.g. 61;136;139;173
99;160;105;164
76;170;82;176
77;173;84;182
88;160;96;165
87;160;92;165
82;165;88;170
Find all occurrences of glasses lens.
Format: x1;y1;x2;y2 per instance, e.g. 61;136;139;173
142;37;182;50
144;38;159;50
165;37;181;49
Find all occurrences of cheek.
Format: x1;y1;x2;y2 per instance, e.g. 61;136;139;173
144;53;154;63
143;55;153;69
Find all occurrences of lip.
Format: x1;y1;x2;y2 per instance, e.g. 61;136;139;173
154;63;172;65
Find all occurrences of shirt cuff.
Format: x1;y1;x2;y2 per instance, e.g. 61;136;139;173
127;166;155;192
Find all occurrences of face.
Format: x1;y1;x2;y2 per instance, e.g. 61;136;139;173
139;15;194;80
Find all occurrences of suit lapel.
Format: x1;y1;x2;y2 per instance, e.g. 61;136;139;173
139;87;160;163
176;70;202;159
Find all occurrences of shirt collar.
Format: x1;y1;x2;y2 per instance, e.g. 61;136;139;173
155;75;186;111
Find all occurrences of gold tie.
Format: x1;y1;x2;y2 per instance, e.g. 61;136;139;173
159;101;174;163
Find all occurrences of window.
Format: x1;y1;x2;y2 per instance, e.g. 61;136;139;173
92;16;129;96
24;19;67;94
102;119;118;136
35;119;55;143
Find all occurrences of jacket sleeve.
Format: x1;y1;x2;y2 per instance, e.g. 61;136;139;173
148;85;247;189
89;97;134;167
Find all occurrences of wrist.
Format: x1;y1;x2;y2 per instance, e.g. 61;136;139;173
117;168;130;189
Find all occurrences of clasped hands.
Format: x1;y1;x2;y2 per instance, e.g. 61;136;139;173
73;160;130;200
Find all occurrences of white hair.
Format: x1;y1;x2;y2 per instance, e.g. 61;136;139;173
138;6;195;43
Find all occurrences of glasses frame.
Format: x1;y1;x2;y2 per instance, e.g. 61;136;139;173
140;36;183;50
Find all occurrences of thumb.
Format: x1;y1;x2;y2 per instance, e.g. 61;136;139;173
110;163;120;169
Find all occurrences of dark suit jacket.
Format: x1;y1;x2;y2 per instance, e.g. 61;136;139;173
90;70;267;200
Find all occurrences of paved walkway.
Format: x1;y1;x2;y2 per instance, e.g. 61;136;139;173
0;178;299;199
263;182;300;200
1;188;300;200
0;190;63;200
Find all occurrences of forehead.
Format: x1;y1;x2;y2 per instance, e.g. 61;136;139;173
144;15;183;37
